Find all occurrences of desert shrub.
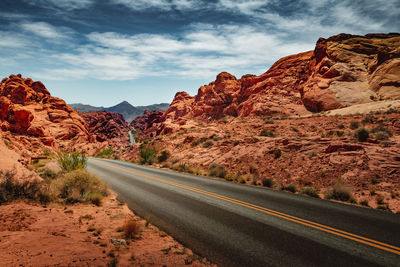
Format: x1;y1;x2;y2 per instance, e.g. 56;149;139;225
375;131;391;141
338;124;345;129
176;163;194;174
58;152;87;172
249;164;258;176
94;147;115;158
202;140;214;148
300;187;320;198
291;126;299;132
208;163;226;178
376;194;385;205
281;184;297;193
273;148;281;159
157;150;170;163
260;129;275;137
335;130;344;137
362;114;376;124
325;180;353;202
350;121;360;130
261;178;274;188
371;125;392;141
139;144;157;164
0;170;50;204
354;128;369;142
37;168;57;180
264;116;274;124
360;200;369;206
51;170;108;204
123;217;141;239
33;162;45;168
307;150;317;158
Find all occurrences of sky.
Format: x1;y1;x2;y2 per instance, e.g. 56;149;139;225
0;0;399;106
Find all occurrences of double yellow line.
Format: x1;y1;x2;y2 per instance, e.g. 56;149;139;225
93;159;400;255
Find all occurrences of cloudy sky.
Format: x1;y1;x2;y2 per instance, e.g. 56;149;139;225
0;0;398;106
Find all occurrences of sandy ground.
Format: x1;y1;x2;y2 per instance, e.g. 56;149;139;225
0;193;215;267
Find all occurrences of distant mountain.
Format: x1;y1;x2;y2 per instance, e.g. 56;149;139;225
69;101;169;122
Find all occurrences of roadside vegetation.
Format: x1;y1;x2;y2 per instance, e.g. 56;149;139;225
0;152;108;206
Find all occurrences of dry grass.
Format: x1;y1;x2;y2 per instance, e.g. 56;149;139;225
123;217;141;239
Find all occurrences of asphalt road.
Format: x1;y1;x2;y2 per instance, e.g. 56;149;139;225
87;158;400;267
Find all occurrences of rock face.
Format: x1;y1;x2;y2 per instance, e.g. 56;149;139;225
0;74;91;148
79;111;130;142
130;110;164;135
133;33;400;135
302;33;400;112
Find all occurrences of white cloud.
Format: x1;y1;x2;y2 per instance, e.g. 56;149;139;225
23;0;93;10
19;22;73;40
111;0;200;10
0;31;29;48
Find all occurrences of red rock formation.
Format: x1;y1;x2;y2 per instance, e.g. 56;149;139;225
134;33;400;135
302;33;400;111
0;74;91;148
79;111;130;142
130;110;164;135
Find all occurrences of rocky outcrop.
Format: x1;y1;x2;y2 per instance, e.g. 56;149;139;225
133;33;400;136
130;110;164;135
0;74;91;148
301;33;400;112
79;111;131;142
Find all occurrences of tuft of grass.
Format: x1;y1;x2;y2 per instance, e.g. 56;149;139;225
157;150;170;163
360;200;369;207
0;170;50;204
51;170;108;204
261;178;274;188
208;163;226;178
354;128;369;142
325;179;353;202
300;187;320;198
362;114;376;124
58;152;87;172
123;217;141;239
139;144;157;165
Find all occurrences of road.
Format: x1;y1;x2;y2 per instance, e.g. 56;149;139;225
87;158;400;267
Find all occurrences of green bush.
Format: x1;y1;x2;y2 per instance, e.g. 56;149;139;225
202;140;214;148
281;184;297;193
37;168;57;180
157;150;170;163
260;129;275;137
350;121;359;130
354;128;369;142
139;144;157;165
51;170;108;205
94;147;115;158
273;149;281;159
0;170;50;204
58;152;87;172
300;187;320;198
325;180;353;202
208;163;226;178
261;178;274;188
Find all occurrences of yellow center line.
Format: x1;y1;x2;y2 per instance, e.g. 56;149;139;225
92;159;400;255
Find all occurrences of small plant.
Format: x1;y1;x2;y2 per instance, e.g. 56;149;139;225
264;116;274;124
51;170;108;204
360;200;369;206
291;126;299;132
362;114;376;124
338;124;345;129
300;187;320;198
208;163;226;178
123;217;141;239
0;170;50;204
307;150;317;158
139;144;157;165
273;149;281;159
350;121;360;130
157;150;170;163
94;147;115;158
325;179;353;202
354;128;369;142
281;184;297;193
37;168;57;180
57;152;87;172
202;140;214;148
376;194;385;205
260;129;275;137
261;178;274;188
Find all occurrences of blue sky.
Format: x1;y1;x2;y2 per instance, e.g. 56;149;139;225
0;0;398;106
